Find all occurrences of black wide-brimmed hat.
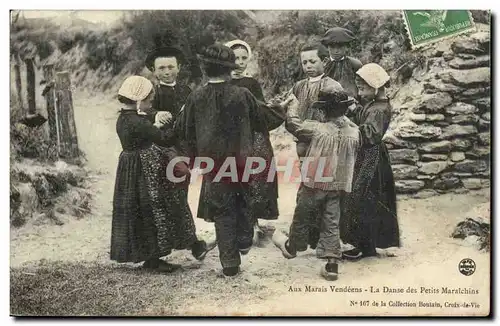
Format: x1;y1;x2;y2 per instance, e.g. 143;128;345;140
320;27;356;46
197;43;239;69
145;46;186;71
313;89;354;110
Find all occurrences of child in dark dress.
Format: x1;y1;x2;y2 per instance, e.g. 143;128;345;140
110;76;211;273
341;63;400;260
225;39;265;101
224;39;283;246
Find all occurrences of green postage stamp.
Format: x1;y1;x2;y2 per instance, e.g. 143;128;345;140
402;10;476;48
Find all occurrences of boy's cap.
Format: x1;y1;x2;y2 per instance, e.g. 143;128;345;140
321;27;356;45
225;39;252;59
197;43;239;69
145;46;186;71
118;76;153;102
356;63;390;89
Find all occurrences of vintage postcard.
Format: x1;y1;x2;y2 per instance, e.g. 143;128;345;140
9;9;491;317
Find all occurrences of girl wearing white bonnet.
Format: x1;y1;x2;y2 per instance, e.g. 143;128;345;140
341;63;400;261
117;75;155;112
355;63;391;101
224;39;264;100
111;76;212;272
224;39;282;246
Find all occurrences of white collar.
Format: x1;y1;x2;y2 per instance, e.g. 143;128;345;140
308;74;325;83
330;56;346;62
208;78;227;84
159;81;176;87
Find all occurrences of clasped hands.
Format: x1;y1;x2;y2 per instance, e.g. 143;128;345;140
154;111;173;128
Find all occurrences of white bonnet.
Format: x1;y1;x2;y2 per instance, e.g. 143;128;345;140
224;39;252;59
355;63;390;90
118;76;154;102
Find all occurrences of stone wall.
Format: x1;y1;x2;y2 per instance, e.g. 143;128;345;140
385;31;490;196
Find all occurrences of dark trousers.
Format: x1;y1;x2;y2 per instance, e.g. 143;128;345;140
296;183;320;248
212;190;254;268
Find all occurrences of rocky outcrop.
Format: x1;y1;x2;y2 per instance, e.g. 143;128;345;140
386;30;490;194
10;159;92;227
451;202;490;251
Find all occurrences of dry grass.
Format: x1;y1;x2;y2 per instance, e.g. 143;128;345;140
10;259;273;316
11;260;175;316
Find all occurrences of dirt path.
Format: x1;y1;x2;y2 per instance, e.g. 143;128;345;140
10;92;490;316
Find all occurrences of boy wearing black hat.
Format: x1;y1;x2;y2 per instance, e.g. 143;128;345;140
145;46;192;127
273;86;361;281
321;27;363;101
145;47;193;184
145;47;215;259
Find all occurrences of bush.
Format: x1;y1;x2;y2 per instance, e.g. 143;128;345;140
121;10;248;83
11;123;58;163
258;34;316;94
83;30;131;75
10;159;91;228
57;32;77;54
10;98;58;163
33;39;54;60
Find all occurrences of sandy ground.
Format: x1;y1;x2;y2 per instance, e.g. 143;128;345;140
10;92;491;316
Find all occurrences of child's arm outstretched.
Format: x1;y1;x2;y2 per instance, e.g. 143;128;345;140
284;95;318;142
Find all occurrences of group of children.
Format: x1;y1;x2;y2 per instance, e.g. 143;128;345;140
261;28;399;281
111;26;400;280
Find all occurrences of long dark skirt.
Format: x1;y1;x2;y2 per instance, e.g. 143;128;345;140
340;144;400;252
197;131;279;224
110;145;197;263
247;132;279;222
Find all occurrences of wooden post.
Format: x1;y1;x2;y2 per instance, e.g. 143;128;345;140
25;58;36;115
13;54;24;112
54;71;79;158
42;64;58;144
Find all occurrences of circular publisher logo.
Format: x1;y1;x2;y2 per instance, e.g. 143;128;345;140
458;258;476;276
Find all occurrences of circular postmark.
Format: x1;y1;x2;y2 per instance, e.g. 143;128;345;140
458;258;476;276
